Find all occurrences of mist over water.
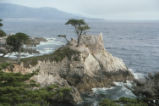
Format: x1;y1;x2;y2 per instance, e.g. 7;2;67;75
3;19;159;74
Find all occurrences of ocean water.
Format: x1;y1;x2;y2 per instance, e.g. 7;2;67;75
3;20;159;74
3;19;159;105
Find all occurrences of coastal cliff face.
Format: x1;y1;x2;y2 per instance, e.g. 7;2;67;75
10;34;134;104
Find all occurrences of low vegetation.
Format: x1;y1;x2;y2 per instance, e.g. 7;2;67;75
116;97;147;106
99;72;159;106
0;62;12;70
0;30;6;37
21;46;80;68
99;97;147;106
99;98;119;106
116;97;138;104
0;68;72;106
130;72;159;106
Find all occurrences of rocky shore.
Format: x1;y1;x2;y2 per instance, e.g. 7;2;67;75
0;36;47;57
27;37;47;46
6;34;134;105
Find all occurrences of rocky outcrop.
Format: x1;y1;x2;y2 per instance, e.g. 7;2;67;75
26;37;47;46
0;37;46;57
9;34;134;104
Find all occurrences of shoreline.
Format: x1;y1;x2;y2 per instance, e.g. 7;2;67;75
0;37;65;59
0;35;150;106
0;36;146;79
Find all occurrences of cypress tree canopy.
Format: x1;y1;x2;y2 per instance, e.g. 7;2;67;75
6;33;29;52
0;30;6;37
0;19;3;27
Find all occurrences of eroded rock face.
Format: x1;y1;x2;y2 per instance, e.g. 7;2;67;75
79;33;128;72
10;34;134;104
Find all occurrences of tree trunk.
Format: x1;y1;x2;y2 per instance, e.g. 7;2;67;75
17;48;21;63
77;35;81;47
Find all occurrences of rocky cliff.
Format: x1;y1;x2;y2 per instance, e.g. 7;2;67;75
9;34;134;104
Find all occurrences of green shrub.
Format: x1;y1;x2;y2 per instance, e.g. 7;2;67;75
99;97;148;106
21;47;80;68
0;30;6;37
0;103;10;106
116;97;138;104
99;98;119;106
116;97;148;106
125;102;148;106
130;72;159;105
0;62;11;70
0;70;72;105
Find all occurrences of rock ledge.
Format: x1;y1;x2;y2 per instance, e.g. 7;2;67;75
10;34;134;104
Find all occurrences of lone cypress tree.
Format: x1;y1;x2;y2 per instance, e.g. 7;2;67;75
65;19;90;46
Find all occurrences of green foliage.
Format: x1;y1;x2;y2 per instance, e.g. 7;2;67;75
65;19;90;36
65;19;90;46
0;70;72;106
116;97;138;104
21;47;80;68
99;97;148;106
99;98;119;106
0;70;37;105
130;73;159;105
125;103;148;106
16;103;42;106
0;19;3;27
0;30;6;37
0;62;11;70
6;32;31;62
65;19;85;26
116;97;147;106
6;32;29;52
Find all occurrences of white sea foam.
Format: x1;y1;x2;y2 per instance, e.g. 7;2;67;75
90;69;145;106
2;37;64;59
4;52;37;59
38;37;64;46
114;80;133;88
92;81;136;100
92;69;145;99
92;87;115;93
90;81;136;106
129;68;145;79
38;49;54;54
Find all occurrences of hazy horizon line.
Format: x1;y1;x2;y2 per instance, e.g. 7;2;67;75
1;2;159;22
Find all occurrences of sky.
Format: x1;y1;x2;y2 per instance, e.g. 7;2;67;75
1;0;159;21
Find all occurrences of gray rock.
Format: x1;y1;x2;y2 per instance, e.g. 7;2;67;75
11;34;134;104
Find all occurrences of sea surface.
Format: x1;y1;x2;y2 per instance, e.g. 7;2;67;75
2;19;159;105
